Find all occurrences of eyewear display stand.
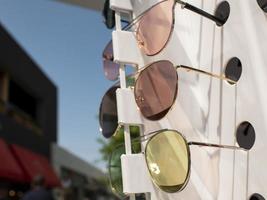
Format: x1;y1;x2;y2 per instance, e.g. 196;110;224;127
111;1;159;200
108;0;267;199
112;30;145;66
121;154;153;194
110;0;133;13
116;88;142;125
112;1;148;200
110;0;133;22
111;0;226;199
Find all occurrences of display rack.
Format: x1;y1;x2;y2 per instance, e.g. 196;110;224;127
107;0;267;199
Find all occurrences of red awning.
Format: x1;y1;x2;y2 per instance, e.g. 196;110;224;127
11;144;61;187
0;139;25;182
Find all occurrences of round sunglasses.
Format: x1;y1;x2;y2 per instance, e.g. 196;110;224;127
102;0;230;80
99;85;119;138
109;139;141;199
109;129;247;195
99;60;236;137
135;0;230;56
99;75;136;138
133;60;236;121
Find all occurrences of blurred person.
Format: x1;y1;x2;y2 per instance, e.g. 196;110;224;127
0;183;9;200
0;190;8;200
22;175;54;200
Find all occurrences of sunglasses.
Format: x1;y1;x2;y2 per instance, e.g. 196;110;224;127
99;85;119;138
99;76;136;138
102;0;230;80
109;136;141;199
135;0;230;56
109;129;246;196
102;41;120;81
134;60;236;121
100;60;236;137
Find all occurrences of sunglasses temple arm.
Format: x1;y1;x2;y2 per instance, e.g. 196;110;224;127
177;65;236;84
176;0;224;26
188;141;246;151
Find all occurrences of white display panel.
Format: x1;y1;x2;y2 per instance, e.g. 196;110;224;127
116;88;143;125
110;0;133;12
113;0;267;199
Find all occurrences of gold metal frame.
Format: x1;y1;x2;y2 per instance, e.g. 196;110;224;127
142;129;246;193
143;129;191;193
103;0;226;62
133;60;236;121
100;58;237;138
108;129;247;195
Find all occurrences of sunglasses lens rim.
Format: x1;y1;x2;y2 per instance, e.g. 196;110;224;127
99;86;119;138
144;130;190;193
134;60;178;121
109;144;126;198
136;0;175;56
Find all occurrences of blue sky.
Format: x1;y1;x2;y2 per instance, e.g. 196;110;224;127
0;0;112;170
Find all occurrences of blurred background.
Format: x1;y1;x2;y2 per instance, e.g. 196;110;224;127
0;0;117;199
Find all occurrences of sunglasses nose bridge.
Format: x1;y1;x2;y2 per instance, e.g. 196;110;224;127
135;95;145;103
138;41;145;48
136;33;145;47
103;54;114;61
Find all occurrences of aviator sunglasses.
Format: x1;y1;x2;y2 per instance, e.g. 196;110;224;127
109;129;247;196
100;60;236;137
102;0;230;80
133;60;236;121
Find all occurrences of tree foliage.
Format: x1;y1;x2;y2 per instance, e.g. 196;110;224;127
97;126;141;167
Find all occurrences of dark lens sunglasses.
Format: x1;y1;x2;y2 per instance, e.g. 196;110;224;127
99;76;136;138
99;85;119;138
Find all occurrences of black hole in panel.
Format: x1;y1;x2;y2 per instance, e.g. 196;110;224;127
225;57;242;84
257;0;267;12
214;1;230;26
236;121;256;150
250;193;265;200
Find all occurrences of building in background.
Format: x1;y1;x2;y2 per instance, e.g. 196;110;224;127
52;144;117;200
0;22;116;200
0;21;60;199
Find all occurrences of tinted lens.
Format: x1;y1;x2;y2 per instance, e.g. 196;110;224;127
109;138;141;198
136;0;174;56
134;60;178;120
145;130;190;193
99;86;119;138
109;144;126;198
103;41;120;81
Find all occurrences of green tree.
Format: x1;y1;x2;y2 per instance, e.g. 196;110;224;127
97;126;141;166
